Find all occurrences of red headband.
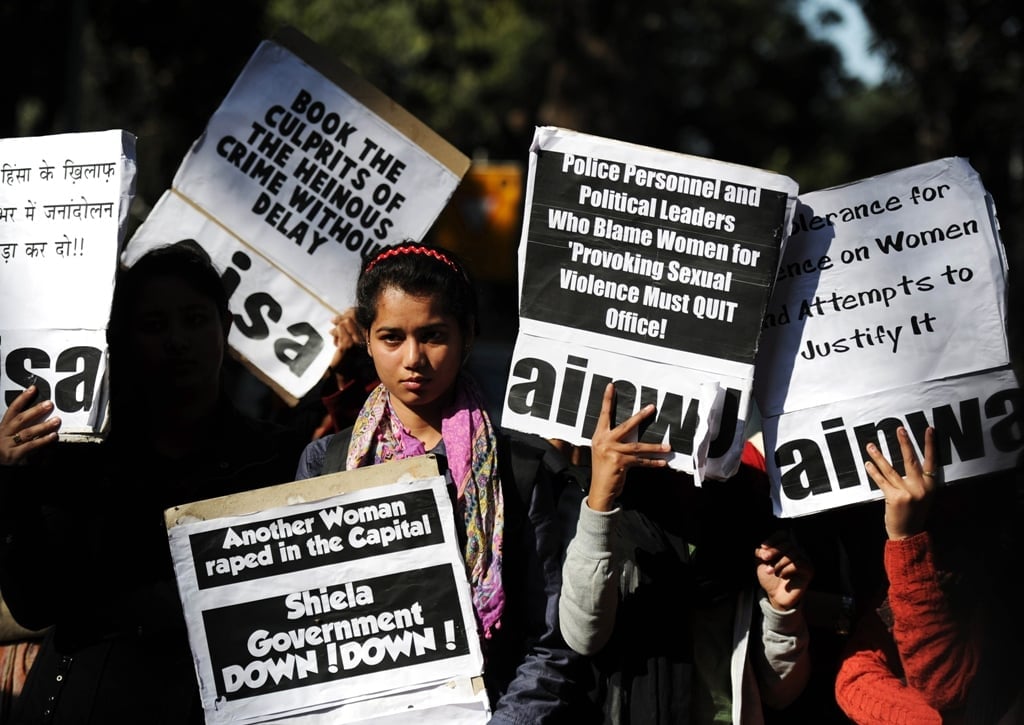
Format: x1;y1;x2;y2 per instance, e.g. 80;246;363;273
364;244;463;277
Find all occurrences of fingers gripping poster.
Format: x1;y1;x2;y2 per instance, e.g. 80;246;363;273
125;28;470;405
167;463;486;724
502;127;799;480
754;157;1020;517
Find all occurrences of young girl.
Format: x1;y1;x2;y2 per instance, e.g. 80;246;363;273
295;242;594;723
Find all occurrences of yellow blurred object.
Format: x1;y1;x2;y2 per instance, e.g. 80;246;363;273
432;161;523;284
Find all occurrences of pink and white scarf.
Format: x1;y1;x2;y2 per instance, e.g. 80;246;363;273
346;376;506;639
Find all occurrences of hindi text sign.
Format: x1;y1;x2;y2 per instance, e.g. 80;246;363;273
0;130;137;439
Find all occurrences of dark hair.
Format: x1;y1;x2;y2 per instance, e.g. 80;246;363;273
355;242;479;338
107;239;231;349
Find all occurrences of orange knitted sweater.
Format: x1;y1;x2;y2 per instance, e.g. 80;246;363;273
834;532;980;724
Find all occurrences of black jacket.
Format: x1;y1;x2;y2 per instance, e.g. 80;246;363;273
0;400;306;725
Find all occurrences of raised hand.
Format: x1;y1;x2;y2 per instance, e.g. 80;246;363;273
587;383;670;512
756;530;814;611
327;307;366;382
0;385;61;465
864;426;936;540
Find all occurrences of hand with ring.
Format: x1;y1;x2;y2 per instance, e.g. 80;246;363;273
864;426;936;540
0;385;62;466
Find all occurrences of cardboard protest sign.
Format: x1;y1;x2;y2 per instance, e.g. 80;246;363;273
0;130;137;440
501;127;798;479
754;157;1020;517
125;27;470;405
166;455;488;724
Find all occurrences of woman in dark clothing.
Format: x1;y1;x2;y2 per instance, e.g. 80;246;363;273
0;241;307;724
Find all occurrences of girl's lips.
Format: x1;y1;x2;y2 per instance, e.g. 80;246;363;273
401;378;429;391
168;359;198;373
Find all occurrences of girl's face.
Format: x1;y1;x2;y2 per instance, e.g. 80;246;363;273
129;274;225;393
366;286;468;429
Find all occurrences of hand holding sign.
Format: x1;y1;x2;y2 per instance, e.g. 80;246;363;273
327;307;369;382
864;426;936;541
588;383;670;512
0;385;60;465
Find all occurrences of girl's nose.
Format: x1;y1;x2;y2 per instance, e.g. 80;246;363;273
164;321;188;350
402;339;424;367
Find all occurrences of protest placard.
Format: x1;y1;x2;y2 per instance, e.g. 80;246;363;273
753;157;1020;517
0;130;137;439
166;454;488;724
125;27;470;405
501;127;799;479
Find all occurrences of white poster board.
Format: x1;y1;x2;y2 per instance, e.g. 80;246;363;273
125;28;470;405
0;130;137;439
501;127;799;480
754;157;1019;517
166;456;487;724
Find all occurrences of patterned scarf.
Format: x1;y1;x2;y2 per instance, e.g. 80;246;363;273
346;376;506;639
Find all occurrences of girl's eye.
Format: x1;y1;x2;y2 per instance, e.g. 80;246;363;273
136;317;167;334
185;311;212;327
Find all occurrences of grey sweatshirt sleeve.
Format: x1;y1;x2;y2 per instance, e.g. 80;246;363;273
558;496;621;656
752;593;812;710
